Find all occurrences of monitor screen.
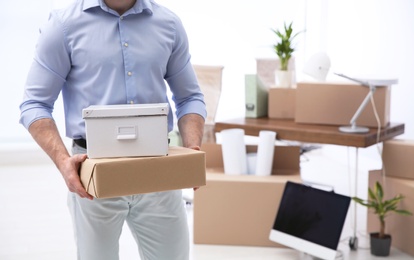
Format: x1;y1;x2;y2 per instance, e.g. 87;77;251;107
269;181;350;260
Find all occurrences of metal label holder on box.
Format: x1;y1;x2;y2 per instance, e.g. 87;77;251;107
83;103;169;159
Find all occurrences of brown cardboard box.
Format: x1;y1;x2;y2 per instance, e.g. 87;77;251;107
383;139;414;180
193;143;301;247
80;146;205;198
268;88;296;119
201;143;300;175
295;82;391;127
194;174;301;247
368;170;414;256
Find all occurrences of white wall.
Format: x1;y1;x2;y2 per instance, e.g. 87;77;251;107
0;1;56;145
1;0;413;150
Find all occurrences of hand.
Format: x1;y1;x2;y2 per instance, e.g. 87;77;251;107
60;154;93;200
188;145;200;151
188;145;201;191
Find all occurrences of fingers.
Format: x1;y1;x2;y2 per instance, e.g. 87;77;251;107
186;145;200;151
65;171;94;200
61;154;93;200
77;188;94;200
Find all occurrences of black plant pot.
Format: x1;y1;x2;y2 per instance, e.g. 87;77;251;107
370;233;392;256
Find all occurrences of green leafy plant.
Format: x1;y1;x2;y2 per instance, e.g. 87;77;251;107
352;181;412;239
271;22;301;71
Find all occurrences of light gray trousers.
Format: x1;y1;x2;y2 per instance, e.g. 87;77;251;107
68;143;190;260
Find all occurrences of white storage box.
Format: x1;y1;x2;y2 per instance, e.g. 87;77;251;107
83;103;169;159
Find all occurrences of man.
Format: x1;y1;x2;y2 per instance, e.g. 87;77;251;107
19;0;206;259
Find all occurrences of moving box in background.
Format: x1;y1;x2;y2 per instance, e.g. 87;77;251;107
201;143;300;176
193;143;300;247
295;82;391;127
80;146;205;198
268;88;296;119
194;174;302;247
382;139;414;180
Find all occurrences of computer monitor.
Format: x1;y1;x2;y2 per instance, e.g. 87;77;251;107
269;181;350;260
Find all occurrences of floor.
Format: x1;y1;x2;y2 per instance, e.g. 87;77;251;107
0;143;413;260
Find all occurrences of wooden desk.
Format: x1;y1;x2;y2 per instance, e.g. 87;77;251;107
214;117;405;249
214;118;405;148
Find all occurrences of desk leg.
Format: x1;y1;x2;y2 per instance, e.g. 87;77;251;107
349;147;359;250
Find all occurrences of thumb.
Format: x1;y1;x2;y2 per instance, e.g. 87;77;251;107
73;153;88;163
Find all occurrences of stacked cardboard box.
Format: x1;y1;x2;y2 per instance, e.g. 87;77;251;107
193;143;301;247
267;81;391;128
367;139;414;257
295;82;391;127
80;146;206;198
268;88;296;119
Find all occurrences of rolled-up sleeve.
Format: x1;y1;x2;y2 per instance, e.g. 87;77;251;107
165;16;206;121
19;11;71;129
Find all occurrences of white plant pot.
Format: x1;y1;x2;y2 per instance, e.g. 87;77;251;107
275;70;293;88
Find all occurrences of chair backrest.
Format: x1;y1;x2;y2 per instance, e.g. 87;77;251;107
193;65;224;125
193;65;224;143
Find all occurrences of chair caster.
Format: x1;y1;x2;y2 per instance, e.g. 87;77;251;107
349;236;358;250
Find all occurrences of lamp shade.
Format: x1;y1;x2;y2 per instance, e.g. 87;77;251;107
303;52;331;81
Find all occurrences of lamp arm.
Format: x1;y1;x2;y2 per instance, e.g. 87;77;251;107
333;72;370;87
349;87;376;126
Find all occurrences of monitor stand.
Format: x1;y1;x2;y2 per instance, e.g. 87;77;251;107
301;250;343;260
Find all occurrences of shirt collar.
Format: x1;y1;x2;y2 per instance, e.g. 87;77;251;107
83;0;100;11
82;0;153;15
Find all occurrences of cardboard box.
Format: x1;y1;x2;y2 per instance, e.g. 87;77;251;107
295;82;391;127
80;146;205;198
382;139;414;180
201;143;300;175
193;143;301;247
245;74;268;118
194;174;302;247
83;103;169;159
367;170;414;256
268;88;296;119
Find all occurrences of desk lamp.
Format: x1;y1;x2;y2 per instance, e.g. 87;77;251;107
303;52;398;133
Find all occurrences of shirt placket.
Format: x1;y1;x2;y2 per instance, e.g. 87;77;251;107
119;15;137;104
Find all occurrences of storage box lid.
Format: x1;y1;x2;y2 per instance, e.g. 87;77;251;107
83;103;169;118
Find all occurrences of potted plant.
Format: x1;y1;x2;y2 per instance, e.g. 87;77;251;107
271;22;301;88
352;181;412;256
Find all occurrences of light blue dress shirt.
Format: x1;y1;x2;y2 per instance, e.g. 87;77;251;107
19;0;206;139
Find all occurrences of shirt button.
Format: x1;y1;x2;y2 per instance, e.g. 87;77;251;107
127;71;132;76
120;16;124;20
124;42;129;47
130;101;134;104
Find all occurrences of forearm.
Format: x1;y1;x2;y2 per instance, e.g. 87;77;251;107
177;113;205;150
28;118;93;199
28;118;70;170
29;119;70;168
